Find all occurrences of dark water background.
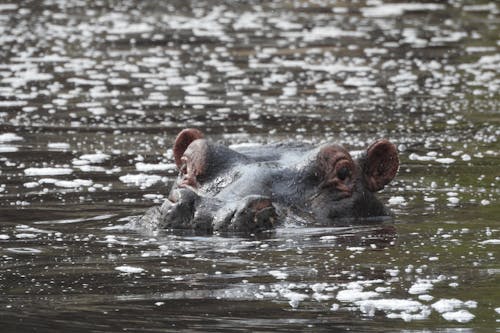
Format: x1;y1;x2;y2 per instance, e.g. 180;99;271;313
0;1;498;332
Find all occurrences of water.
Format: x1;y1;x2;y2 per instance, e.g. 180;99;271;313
0;0;499;331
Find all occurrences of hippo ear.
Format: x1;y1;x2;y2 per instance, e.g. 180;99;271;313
364;139;399;192
316;144;356;196
173;128;204;170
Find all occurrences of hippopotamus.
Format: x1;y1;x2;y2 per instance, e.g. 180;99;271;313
139;128;399;234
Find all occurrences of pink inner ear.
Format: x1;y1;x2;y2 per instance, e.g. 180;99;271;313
365;139;399;192
173;128;204;169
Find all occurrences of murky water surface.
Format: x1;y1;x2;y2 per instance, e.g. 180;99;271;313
0;1;499;331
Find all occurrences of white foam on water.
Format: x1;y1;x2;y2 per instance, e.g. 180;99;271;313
0;101;28;107
303;26;368;42
135;162;176;172
432;32;467;44
233;12;262;30
388;196;407;205
386;307;432;322
0;145;18;152
313;293;333;301
76;165;106;172
6;247;42;254
273;19;302;31
310;283;328;293
68;78;104;86
16;225;52;233
442;309;475;323
108;78;129;85
279;289;308;308
347;246;365;252
164;7;226;38
15;233;38;239
269;270;289;280
435;158;456;164
480;239;500;245
408;280;434;295
24;167;73;176
315;81;345;94
386;269;399;277
87;107;107;115
458;153;471;161
337;289;379;302
0;133;23;142
143;194;164;200
184;95;220;105
418;294;434;302
36;178;93;188
431;298;471;313
356;298;424;317
119;174;163;188
344;77;377;87
0;4;18;11
77;153;110;164
361;3;445;18
11;55;69;63
115;265;145;274
53;179;93;188
48;142;70;150
3;70;53;87
409;153;435;161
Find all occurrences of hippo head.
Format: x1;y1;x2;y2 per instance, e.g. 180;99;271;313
307;139;399;223
139;128;399;234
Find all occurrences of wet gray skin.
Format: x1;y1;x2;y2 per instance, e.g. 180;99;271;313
139;129;399;234
0;1;499;332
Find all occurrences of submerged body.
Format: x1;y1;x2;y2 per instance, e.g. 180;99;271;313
140;129;399;234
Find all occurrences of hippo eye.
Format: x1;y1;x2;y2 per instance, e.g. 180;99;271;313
337;166;351;180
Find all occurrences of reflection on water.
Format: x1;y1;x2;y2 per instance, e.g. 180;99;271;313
0;0;498;331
